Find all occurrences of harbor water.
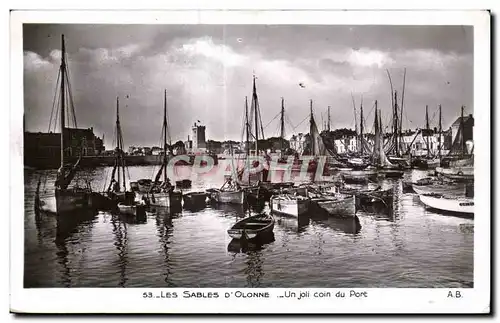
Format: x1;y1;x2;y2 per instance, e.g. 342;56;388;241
24;163;474;288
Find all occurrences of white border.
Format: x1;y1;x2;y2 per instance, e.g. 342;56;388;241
9;9;491;314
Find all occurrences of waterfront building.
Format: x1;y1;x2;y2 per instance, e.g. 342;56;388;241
289;133;308;155
24;127;105;162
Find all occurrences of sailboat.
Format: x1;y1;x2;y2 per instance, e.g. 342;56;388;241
131;90;183;208
211;144;247;204
104;97;143;217
436;105;474;181
412;105;440;169
51;35;93;214
371;101;404;178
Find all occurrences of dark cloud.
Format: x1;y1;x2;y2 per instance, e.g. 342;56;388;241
23;24;473;147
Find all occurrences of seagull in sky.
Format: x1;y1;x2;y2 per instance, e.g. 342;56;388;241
299;83;306;88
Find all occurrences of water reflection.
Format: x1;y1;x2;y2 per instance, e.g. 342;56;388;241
110;215;128;287
155;209;174;286
227;233;275;254
311;215;362;235
275;215;310;233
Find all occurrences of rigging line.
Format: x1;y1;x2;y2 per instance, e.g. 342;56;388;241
292;114;310;131
263;111;281;130
48;70;62;132
284;115;296;134
64;59;78;128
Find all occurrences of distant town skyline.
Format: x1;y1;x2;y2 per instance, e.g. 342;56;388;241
23;24;473;148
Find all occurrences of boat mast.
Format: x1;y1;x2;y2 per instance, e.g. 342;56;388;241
280;97;285;154
327;106;331;132
252;75;259;156
393;90;399;157
359;103;364;154
400;68;406;154
425;105;430;158
245;96;250;185
309;99;315;156
438;104;442;160
60;34;66;169
460;105;465;157
163;89;168;183
116;97;121;190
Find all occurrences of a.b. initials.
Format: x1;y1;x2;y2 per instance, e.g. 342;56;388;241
447;291;463;298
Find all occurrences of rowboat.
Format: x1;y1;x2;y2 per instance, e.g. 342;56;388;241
342;169;378;184
311;194;356;218
270;194;309;217
412;182;465;197
227;213;275;240
436;166;474;181
419;194;474;215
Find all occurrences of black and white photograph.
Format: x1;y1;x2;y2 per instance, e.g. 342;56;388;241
10;9;490;314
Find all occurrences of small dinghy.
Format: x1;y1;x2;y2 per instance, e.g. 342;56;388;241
419;194;474;215
227;213;275;241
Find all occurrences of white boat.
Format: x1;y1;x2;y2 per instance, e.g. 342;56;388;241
419;194;474;215
117;202;138;216
270;194;309;217
313;194;356;218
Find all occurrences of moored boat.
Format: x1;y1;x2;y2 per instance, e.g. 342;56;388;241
270;194;309;217
311;194;356;218
419;194;474;215
183;191;208;207
227;213;275;240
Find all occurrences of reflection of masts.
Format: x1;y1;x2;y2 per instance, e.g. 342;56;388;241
155;214;173;285
55;222;71;287
111;217;128;287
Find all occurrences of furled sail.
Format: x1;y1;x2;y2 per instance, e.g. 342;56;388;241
372;108;393;167
55;156;81;190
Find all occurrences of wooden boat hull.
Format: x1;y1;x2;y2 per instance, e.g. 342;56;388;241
342;169;377;183
213;190;246;204
378;169;404;178
183;192;207;206
148;191;183;207
419;194;474;214
117;203;137;216
227;214;275;240
313;195;356;217
55;188;93;214
270;196;309;217
436;166;474;181
412;183;465;196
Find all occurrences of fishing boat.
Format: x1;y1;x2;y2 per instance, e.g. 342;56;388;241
137;90;183;208
227;213;275;240
311;194;356;218
41;35;94;215
176;179;192;189
210;176;246;204
183;191;208;207
270;193;309;217
419;194;474;215
436;166;474;181
371;101;405;178
412;105;442;170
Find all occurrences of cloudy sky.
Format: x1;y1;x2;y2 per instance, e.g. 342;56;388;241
23;24;473;148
